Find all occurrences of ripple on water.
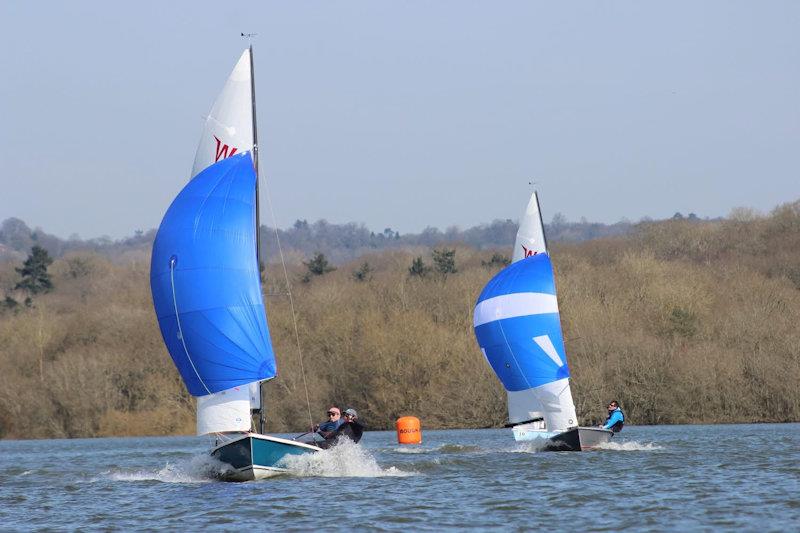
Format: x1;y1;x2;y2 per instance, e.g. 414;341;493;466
0;494;27;504
384;443;483;455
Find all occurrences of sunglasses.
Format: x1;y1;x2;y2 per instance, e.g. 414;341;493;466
344;413;355;418
327;412;340;416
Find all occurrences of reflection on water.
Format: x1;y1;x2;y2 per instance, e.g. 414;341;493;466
1;424;797;530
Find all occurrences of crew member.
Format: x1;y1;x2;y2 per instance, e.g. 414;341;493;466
602;400;625;432
314;406;343;436
318;408;364;449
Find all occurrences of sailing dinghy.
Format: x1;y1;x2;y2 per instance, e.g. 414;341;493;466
150;47;320;481
473;192;612;451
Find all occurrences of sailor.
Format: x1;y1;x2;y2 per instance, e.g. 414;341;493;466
602;400;625;432
313;406;343;436
318;408;365;449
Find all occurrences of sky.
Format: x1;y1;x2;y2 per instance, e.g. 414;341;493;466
1;1;798;239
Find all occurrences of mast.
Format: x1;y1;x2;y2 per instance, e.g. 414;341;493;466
248;42;266;435
250;44;261;269
534;188;549;251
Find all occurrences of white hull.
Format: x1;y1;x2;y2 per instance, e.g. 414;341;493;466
513;427;562;442
513;425;613;451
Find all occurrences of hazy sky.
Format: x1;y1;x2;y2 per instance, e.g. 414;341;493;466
1;1;798;239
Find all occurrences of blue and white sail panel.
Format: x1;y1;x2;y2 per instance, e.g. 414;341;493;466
473;254;578;431
512;191;548;262
150;152;276;398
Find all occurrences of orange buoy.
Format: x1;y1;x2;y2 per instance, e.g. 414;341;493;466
396;416;422;444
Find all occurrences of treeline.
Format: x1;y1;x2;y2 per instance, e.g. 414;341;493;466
257;215;637;264
0;202;798;439
0;212;639;265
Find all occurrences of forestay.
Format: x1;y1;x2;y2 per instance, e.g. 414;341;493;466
191;50;254;178
150;153;276;434
473;254;578;432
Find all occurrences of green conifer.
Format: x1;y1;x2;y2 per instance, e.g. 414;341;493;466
15;245;53;294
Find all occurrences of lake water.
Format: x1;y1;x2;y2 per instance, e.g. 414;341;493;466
1;424;798;531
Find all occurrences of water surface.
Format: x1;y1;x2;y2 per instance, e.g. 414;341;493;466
1;424;797;530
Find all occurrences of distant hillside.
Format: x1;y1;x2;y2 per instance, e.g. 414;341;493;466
0;213;646;265
0;218;156;265
0;200;797;438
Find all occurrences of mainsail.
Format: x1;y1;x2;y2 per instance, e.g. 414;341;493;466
191;50;254;178
473;250;578;432
150;152;276;434
512;191;548;262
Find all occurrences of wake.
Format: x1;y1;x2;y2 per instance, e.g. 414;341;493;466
98;454;226;483
507;442;548;454
279;439;414;478
596;440;663;451
98;441;412;482
505;440;663;453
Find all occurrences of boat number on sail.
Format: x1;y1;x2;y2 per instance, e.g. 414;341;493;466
214;135;239;163
520;245;539;258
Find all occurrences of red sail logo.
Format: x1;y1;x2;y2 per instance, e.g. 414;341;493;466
214;136;238;162
521;245;538;258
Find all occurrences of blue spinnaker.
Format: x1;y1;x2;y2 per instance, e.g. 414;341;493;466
473;254;571;392
150;152;275;396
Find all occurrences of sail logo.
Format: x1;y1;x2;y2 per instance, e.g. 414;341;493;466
521;245;539;258
214;135;238;162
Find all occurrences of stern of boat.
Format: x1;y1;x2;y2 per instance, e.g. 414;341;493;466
577;427;614;450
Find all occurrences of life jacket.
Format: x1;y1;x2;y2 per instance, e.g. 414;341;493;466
318;420;365;449
605;407;624;433
317;418;344;433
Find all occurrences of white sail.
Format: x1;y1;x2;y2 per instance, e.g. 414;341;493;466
512;191;548;262
508;378;578;431
191;50;254;178
508;389;543;425
249;381;261;410
196;384;252;435
542;379;578;431
506;191;548;428
190;50;263;434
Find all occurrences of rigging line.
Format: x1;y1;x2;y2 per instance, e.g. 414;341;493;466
170;260;211;395
261;176;315;431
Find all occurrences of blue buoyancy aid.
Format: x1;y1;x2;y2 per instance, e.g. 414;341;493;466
603;407;625;432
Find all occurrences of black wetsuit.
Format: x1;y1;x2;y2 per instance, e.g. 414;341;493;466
318;419;365;449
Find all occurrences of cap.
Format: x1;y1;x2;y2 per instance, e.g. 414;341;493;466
344;408;358;418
